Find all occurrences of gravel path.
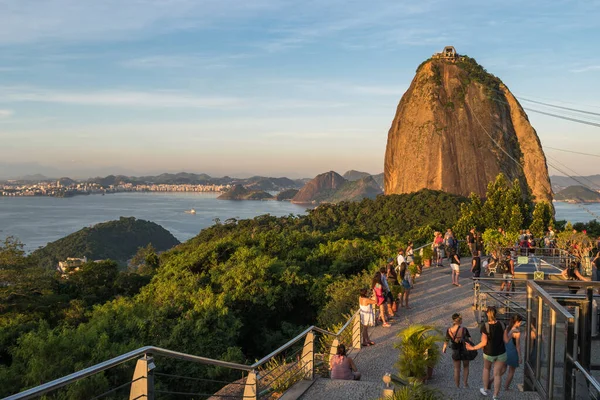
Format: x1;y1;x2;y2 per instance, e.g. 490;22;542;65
300;258;541;400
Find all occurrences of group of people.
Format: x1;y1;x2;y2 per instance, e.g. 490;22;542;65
443;307;523;400
331;246;420;381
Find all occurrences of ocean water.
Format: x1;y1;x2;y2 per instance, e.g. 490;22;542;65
0;194;596;253
0;193;310;252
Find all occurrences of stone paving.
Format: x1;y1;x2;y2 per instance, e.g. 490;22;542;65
300;258;541;400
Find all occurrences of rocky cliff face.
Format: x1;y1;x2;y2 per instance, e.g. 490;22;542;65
292;171;346;203
384;56;553;203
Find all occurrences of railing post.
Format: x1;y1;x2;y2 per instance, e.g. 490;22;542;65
329;337;339;363
129;354;155;400
525;283;533;391
548;309;556;399
301;331;315;380
243;370;258;400
352;313;361;350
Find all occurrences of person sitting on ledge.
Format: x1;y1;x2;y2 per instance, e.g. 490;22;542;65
329;344;361;381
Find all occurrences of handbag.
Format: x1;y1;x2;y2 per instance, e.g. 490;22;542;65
451;326;478;361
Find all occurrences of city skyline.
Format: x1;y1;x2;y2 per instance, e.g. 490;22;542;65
1;0;600;178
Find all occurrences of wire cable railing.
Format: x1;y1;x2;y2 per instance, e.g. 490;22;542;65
3;311;362;400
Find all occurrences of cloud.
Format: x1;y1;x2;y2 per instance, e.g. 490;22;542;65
0;109;15;119
1;87;244;109
570;65;600;73
0;0;280;45
120;53;250;70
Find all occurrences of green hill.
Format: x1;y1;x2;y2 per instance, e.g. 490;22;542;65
31;217;180;268
217;184;274;200
555;185;600;202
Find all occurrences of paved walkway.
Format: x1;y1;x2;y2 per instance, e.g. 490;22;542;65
300;259;541;400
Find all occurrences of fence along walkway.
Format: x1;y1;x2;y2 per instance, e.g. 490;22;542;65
300;258;541;400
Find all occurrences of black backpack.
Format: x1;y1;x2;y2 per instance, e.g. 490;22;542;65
499;259;510;274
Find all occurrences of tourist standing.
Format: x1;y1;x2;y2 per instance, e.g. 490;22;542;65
406;241;414;264
467;228;477;256
442;313;472;388
561;260;590;294
379;266;395;320
372;272;391;327
434;232;445;267
466;306;506;400
450;250;461;287
358;288;377;347
398;262;412;309
499;251;515;293
396;248;406;267
386;258;399;314
502;315;523;391
472;250;482;279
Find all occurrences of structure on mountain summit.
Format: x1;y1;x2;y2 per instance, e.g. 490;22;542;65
431;46;465;62
384;51;553;204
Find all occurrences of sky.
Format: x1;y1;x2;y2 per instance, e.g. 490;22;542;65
1;0;599;179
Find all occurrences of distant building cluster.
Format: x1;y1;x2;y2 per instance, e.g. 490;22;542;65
0;180;231;197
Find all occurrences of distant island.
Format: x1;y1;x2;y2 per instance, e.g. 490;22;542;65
291;171;383;204
554;185;600;203
217;185;274;201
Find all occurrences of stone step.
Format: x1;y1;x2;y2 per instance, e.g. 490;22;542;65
298;378;382;400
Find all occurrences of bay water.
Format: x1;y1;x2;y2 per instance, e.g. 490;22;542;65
0;193;596;253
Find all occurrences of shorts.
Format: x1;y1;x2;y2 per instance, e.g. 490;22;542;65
483;352;507;363
502;274;512;281
451;263;460;272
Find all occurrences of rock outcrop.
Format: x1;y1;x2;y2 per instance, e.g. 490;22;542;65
291;171;382;204
292;171;346;204
384;54;553;203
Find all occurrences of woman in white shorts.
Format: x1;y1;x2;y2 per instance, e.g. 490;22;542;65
450;251;461;286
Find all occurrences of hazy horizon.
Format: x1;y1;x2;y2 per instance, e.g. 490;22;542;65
1;1;599;177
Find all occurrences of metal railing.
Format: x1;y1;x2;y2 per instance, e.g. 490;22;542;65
523;280;600;400
3;311;362;400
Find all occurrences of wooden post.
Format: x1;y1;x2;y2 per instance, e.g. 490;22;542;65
352;313;361;350
129;355;154;400
243;370;258;400
301;331;315;380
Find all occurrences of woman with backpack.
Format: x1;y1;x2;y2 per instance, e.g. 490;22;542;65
466;306;506;400
442;313;473;388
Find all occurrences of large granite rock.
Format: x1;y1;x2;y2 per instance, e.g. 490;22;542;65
384;55;553;203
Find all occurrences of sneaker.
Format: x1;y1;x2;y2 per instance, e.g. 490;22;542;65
493;396;499;400
479;388;488;396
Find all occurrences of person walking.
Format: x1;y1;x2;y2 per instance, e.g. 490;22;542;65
442;313;472;388
466;306;507;400
372;272;391;327
502;315;523;391
358;288;377;347
450;250;461;286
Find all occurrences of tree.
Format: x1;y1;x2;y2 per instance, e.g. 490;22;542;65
529;202;553;238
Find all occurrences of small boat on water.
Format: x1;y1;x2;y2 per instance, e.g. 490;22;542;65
185;208;196;214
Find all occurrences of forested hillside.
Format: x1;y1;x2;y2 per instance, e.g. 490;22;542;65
31;217;180;268
0;176;553;398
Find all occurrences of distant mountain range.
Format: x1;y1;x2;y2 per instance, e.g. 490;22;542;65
554;185;600;203
550;175;600;193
